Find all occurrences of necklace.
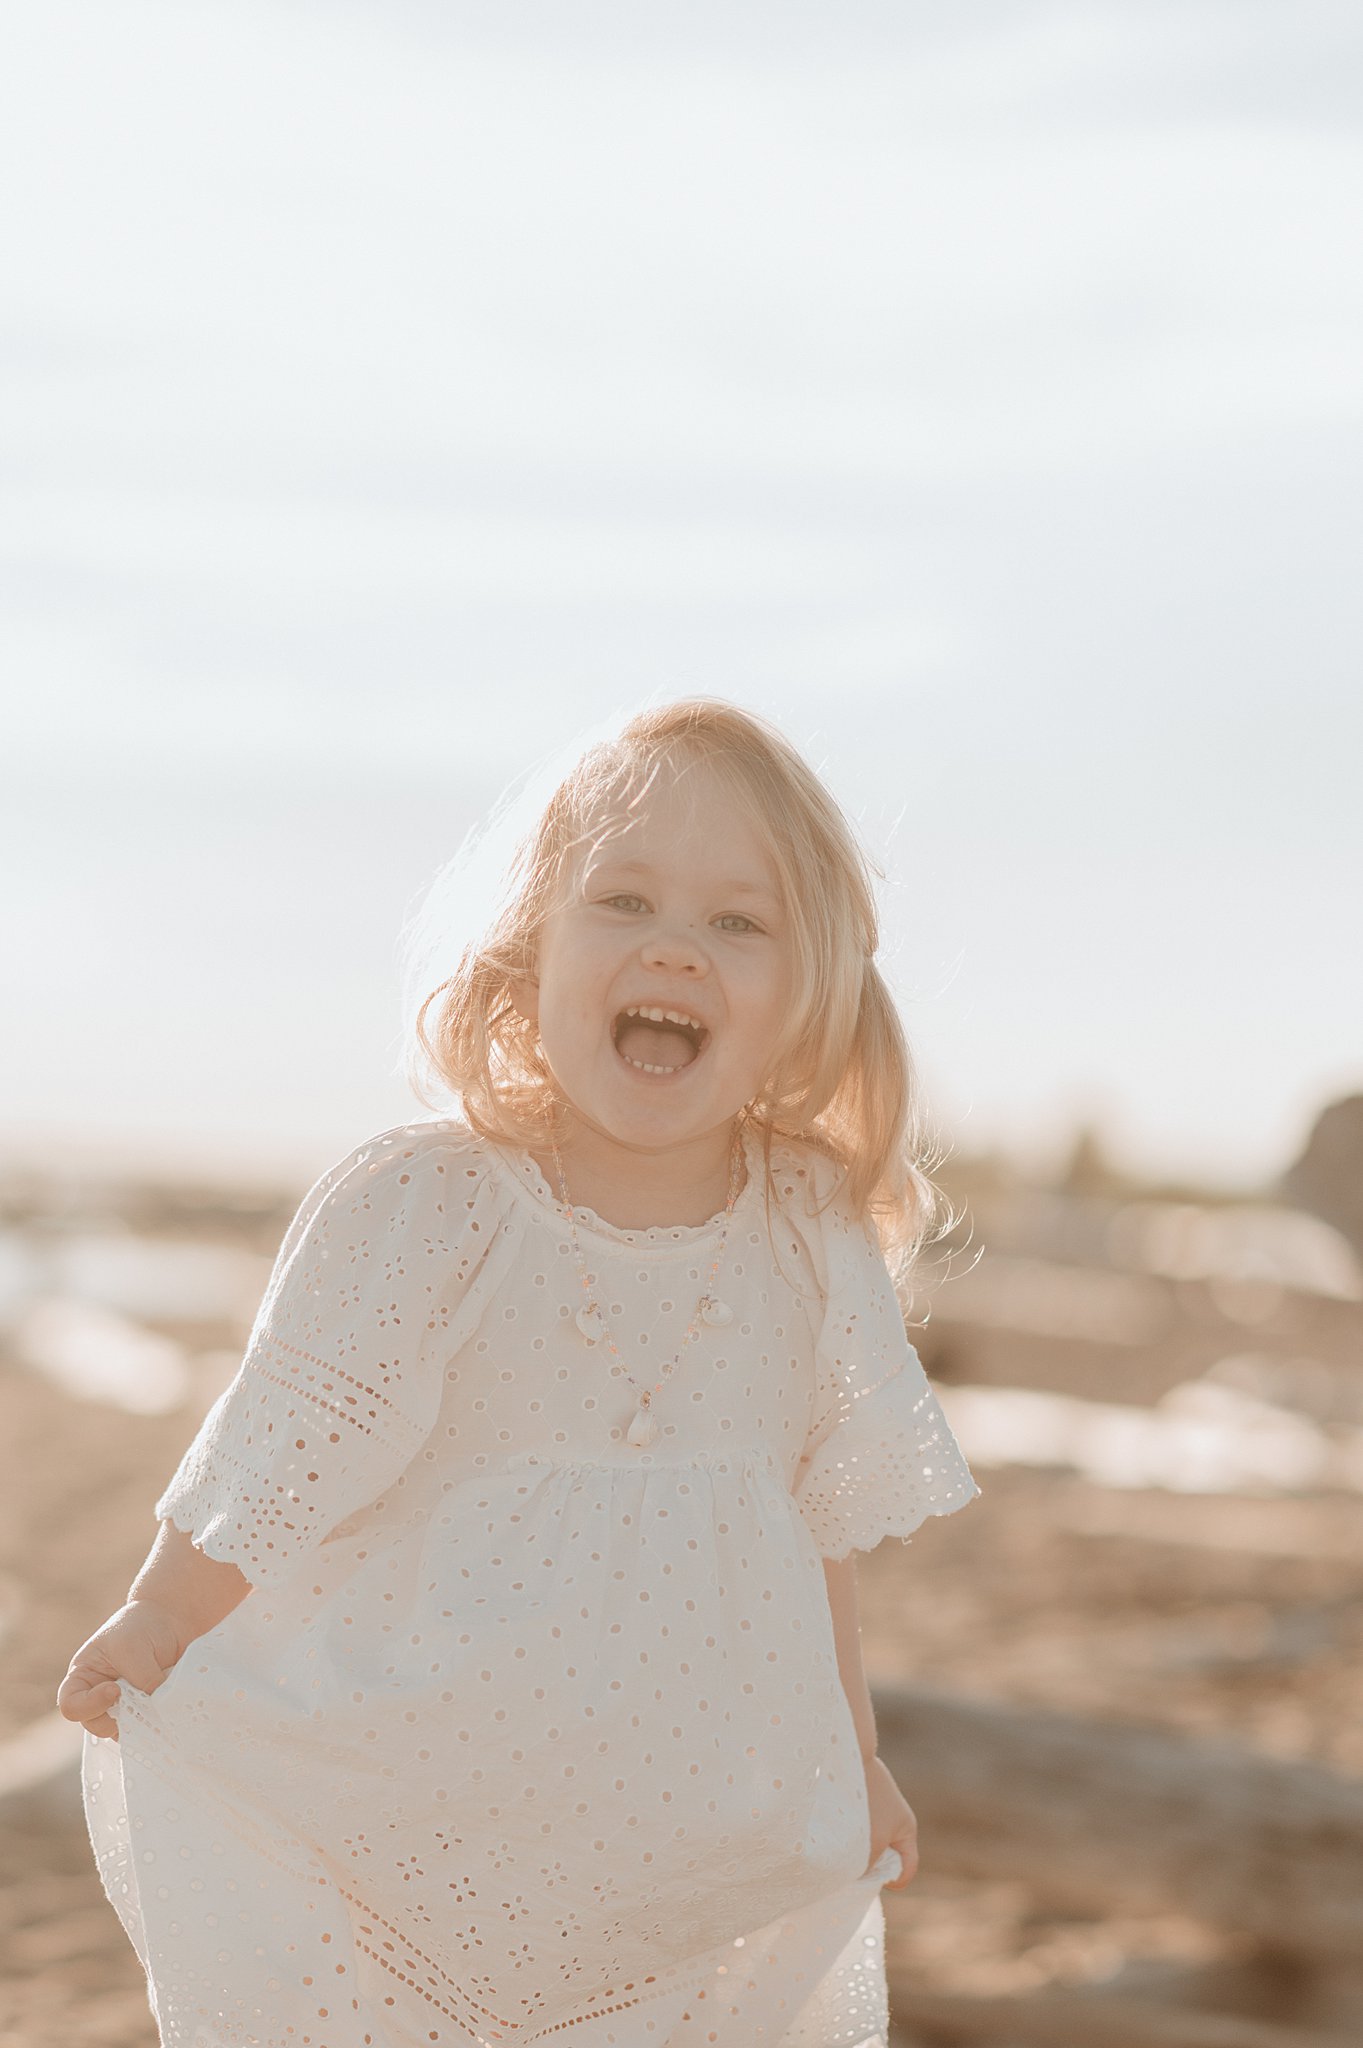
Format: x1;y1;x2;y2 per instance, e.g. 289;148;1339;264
549;1123;745;1449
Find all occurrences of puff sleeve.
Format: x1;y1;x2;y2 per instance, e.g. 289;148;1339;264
153;1122;519;1590
790;1156;980;1561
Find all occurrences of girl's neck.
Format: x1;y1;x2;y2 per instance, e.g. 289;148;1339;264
535;1121;747;1231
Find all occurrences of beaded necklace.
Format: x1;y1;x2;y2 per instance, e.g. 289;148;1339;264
549;1121;745;1448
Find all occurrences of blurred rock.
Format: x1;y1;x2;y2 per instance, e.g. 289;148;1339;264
1279;1095;1363;1258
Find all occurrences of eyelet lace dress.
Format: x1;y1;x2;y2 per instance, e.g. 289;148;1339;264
83;1118;979;2048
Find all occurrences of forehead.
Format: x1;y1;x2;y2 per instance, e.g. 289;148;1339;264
573;764;783;896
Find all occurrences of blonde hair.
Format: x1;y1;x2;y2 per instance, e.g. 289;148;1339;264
407;697;956;1302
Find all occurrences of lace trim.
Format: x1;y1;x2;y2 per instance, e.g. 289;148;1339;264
487;1123;766;1247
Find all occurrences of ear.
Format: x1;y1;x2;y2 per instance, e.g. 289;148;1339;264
508;973;540;1029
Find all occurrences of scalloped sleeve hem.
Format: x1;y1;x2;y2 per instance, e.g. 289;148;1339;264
792;1358;980;1561
781;1143;981;1563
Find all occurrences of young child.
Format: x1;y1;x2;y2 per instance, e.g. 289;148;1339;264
60;697;980;2048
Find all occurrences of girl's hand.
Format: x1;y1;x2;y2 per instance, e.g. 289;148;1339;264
863;1753;919;1890
56;1600;190;1742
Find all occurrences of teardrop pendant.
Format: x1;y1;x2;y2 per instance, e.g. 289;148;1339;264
550;1119;746;1454
627;1403;660;1448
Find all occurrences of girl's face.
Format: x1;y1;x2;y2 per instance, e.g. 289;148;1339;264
513;765;793;1157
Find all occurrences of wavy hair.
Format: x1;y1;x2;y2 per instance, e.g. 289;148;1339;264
406;697;956;1303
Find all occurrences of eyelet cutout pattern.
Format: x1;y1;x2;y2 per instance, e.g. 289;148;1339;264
84;1117;978;2047
788;1157;981;1560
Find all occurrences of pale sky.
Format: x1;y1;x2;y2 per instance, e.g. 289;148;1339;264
3;0;1360;1190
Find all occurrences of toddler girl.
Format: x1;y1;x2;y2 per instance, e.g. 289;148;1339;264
60;696;979;2048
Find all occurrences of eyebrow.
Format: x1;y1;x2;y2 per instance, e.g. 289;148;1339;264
592;858;781;904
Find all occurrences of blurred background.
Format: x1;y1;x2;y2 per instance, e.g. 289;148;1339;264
3;3;1361;2044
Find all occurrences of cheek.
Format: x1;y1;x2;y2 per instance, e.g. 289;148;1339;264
535;933;605;1026
731;978;791;1057
759;972;797;1050
558;985;611;1043
756;952;794;1013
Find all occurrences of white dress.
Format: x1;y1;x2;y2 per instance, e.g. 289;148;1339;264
83;1118;979;2048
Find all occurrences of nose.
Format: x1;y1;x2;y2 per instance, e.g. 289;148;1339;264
642;918;709;976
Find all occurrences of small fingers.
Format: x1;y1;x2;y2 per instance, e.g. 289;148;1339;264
57;1675;123;1737
57;1673;117;1718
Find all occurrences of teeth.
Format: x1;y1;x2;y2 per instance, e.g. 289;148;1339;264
623;1005;706;1034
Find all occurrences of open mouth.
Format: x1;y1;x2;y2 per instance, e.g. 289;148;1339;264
611;1005;711;1076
